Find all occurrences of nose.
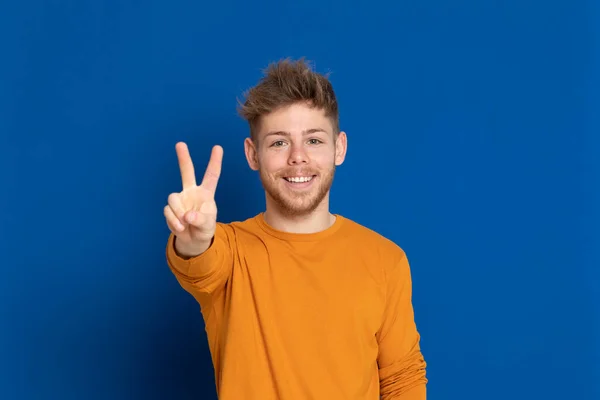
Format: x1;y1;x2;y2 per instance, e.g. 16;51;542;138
287;143;309;165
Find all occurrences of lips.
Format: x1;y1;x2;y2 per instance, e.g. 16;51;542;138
281;173;317;189
284;175;315;183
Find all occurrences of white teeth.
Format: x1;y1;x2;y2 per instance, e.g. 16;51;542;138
286;176;313;183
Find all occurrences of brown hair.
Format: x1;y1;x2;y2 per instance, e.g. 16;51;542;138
237;58;339;142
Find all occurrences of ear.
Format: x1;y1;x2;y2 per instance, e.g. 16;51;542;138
244;137;260;171
334;131;347;166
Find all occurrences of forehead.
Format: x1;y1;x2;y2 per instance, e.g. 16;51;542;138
256;103;333;137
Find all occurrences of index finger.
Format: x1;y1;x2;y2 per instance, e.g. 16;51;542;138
175;142;197;189
200;145;223;194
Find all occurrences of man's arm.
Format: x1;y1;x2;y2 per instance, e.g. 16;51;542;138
377;251;427;399
166;223;234;305
163;142;232;306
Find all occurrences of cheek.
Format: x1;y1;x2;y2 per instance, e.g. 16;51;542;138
259;156;285;175
312;153;335;169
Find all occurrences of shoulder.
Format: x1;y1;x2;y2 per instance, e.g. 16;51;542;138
337;216;413;286
338;216;407;260
213;214;264;239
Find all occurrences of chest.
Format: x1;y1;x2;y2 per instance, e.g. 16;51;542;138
229;242;386;338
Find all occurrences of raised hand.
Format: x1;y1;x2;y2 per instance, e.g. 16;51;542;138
164;142;223;257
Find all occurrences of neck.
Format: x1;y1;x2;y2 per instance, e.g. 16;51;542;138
263;194;336;234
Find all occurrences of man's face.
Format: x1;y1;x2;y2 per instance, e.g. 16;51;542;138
244;102;347;217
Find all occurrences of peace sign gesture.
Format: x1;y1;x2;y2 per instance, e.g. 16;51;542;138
164;142;223;257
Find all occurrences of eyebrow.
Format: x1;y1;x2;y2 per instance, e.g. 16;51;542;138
264;128;328;138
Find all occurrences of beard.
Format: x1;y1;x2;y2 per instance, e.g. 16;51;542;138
259;164;336;218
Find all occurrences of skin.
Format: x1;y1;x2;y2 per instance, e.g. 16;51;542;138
244;102;348;233
164;102;348;257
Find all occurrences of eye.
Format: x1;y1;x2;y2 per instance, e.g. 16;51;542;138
271;140;286;147
308;138;322;145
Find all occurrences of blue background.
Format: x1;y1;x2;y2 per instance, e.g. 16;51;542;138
1;0;598;399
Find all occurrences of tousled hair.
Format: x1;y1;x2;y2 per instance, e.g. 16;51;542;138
237;58;339;142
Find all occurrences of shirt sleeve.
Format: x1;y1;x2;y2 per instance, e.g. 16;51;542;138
377;250;428;399
165;223;234;308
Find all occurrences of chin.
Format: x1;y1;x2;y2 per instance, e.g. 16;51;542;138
270;180;331;217
259;166;335;216
276;199;323;217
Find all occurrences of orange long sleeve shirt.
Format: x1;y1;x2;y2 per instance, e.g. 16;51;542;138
166;213;427;399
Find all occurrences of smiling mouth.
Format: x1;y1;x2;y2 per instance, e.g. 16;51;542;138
283;175;316;183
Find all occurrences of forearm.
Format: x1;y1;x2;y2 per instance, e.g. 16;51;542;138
379;348;427;399
166;233;216;280
378;253;428;399
383;383;426;400
174;234;213;259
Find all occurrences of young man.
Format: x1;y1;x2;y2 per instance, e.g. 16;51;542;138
164;59;427;399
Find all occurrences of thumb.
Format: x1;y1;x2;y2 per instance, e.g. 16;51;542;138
184;209;213;229
184;210;200;225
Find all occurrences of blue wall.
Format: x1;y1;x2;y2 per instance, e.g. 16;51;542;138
1;1;598;399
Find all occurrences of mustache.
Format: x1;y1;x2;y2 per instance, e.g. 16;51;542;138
277;169;318;178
